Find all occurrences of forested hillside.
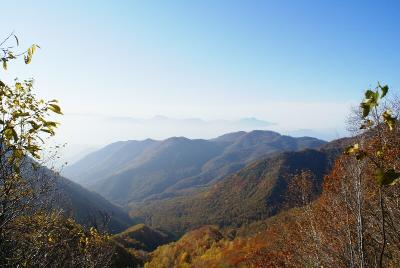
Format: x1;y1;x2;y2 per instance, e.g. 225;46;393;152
20;159;134;233
113;223;175;252
129;140;346;235
64;130;325;206
143;84;400;267
55;176;134;233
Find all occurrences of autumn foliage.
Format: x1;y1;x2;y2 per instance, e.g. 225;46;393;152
145;84;400;268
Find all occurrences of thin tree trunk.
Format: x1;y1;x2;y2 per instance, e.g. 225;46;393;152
378;187;386;268
356;165;365;268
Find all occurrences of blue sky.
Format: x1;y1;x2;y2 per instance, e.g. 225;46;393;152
1;1;399;154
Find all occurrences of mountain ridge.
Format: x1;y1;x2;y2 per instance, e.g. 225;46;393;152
128;138;350;235
64;130;326;206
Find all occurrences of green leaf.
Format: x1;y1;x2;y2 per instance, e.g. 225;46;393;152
345;143;359;155
15;82;22;90
13;111;30;118
43;121;59;127
375;168;400;186
40;128;55;136
11;128;18;142
365;89;376;99
2;127;18;142
48;103;63;114
361;89;379;117
28;121;41;130
382;110;396;131
27;144;40;155
380;84;389;98
7;51;16;59
2;59;7;70
13;149;24;160
360;102;371;118
344;143;368;160
3;128;13;140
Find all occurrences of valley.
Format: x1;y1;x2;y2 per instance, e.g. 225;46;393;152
61;130;351;266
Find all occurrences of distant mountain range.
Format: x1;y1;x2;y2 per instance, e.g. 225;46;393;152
128;139;349;235
63;130;326;206
57;115;276;153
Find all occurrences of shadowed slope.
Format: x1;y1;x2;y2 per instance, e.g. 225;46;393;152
129;139;347;235
64;131;326;206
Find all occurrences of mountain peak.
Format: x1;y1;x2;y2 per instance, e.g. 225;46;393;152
246;129;280;137
163;136;191;143
213;131;247;142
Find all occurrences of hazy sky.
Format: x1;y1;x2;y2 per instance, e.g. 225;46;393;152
1;1;399;159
